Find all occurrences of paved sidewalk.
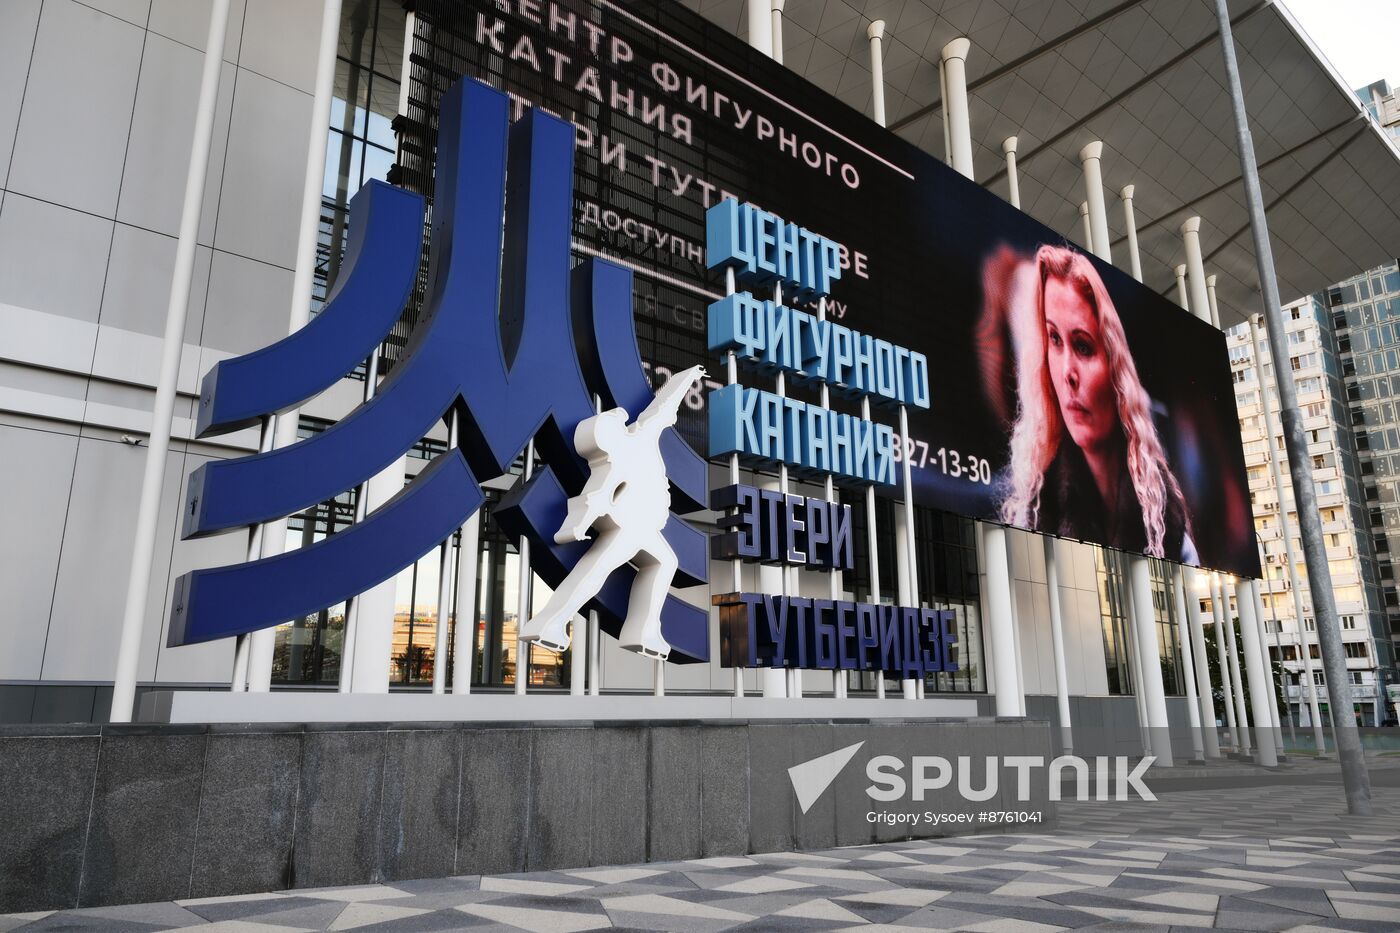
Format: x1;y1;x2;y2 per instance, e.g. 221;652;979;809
5;777;1399;931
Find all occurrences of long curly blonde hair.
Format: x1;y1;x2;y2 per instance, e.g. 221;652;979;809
998;245;1187;557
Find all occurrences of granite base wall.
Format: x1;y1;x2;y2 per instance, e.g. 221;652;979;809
0;718;1055;913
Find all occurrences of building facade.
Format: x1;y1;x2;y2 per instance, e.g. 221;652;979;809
1227;298;1396;726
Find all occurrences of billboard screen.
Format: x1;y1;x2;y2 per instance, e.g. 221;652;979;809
406;0;1259;579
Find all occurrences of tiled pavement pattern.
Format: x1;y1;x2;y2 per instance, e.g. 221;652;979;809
5;782;1398;932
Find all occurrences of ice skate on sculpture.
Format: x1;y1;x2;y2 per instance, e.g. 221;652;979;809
519;365;707;660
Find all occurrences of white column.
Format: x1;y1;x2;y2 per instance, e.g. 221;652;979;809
1079;202;1092;251
1129;557;1175;765
587;611;601;697
1044;537;1073;754
1181;217;1212;325
1172;566;1205;761
770;0;785;65
1120;185;1142;282
1175;265;1190;312
1237;579;1279;766
1223;577;1252;752
1005;535;1027;716
1122;573;1152;754
1206;274;1223;329
1079;141;1112;262
452;510;481;694
867;21;887;128
1211;575;1238;744
746;0;772;57
899;404;920;700
110;0;232;722
346;458;408;693
941;38;974;179
248;0;345;692
1182;566;1221;757
938;60;951;165
569;615;586;696
1251;584;1282;732
982;524;1022;716
1003;137;1020;209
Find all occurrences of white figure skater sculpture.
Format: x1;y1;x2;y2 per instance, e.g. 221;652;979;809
520;364;707;660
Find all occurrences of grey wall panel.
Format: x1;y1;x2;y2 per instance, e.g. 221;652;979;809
457;727;531;875
0;733;100;912
698;725;748;857
189;730;299;898
42;438;181;682
78;0;151;28
148;0;245;62
117;34;234;243
97;224;208;339
237;0;325;95
79;730;206;907
589;725;648;866
292;728;387;890
0;193;114;325
0;0;42;192
527;728;596;871
212;69;310;271
0;424;78;680
646;726;702;862
7;0;144;217
200;247;295;356
378;728;462;883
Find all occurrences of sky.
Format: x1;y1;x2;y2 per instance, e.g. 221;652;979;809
1280;0;1399;92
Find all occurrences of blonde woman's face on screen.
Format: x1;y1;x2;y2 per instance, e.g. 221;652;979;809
1044;276;1117;453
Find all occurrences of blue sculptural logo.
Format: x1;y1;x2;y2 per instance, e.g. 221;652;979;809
170;77;710;664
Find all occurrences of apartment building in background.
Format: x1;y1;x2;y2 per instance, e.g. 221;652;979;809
1227;297;1396;726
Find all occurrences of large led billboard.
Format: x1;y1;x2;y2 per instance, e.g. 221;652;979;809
404;0;1259;579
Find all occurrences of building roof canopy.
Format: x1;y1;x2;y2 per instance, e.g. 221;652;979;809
685;0;1400;327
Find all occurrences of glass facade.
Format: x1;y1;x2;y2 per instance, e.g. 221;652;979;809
1094;549;1185;697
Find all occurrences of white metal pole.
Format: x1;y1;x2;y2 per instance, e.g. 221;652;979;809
338;350;381;694
1223;577;1252;752
864;398;885;700
1175;265;1190;313
432;415;459;694
816;297;844;698
110;0;231;723
452;510;481;695
1173;565;1205;761
725;267;746;699
896;405;920;699
515;440;534;695
1129;557;1174;766
1121;185;1142;282
587;611;601;697
867;21;887;129
1079;202;1092;251
249;0;345;693
1044;537;1073;754
570;614;587;697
